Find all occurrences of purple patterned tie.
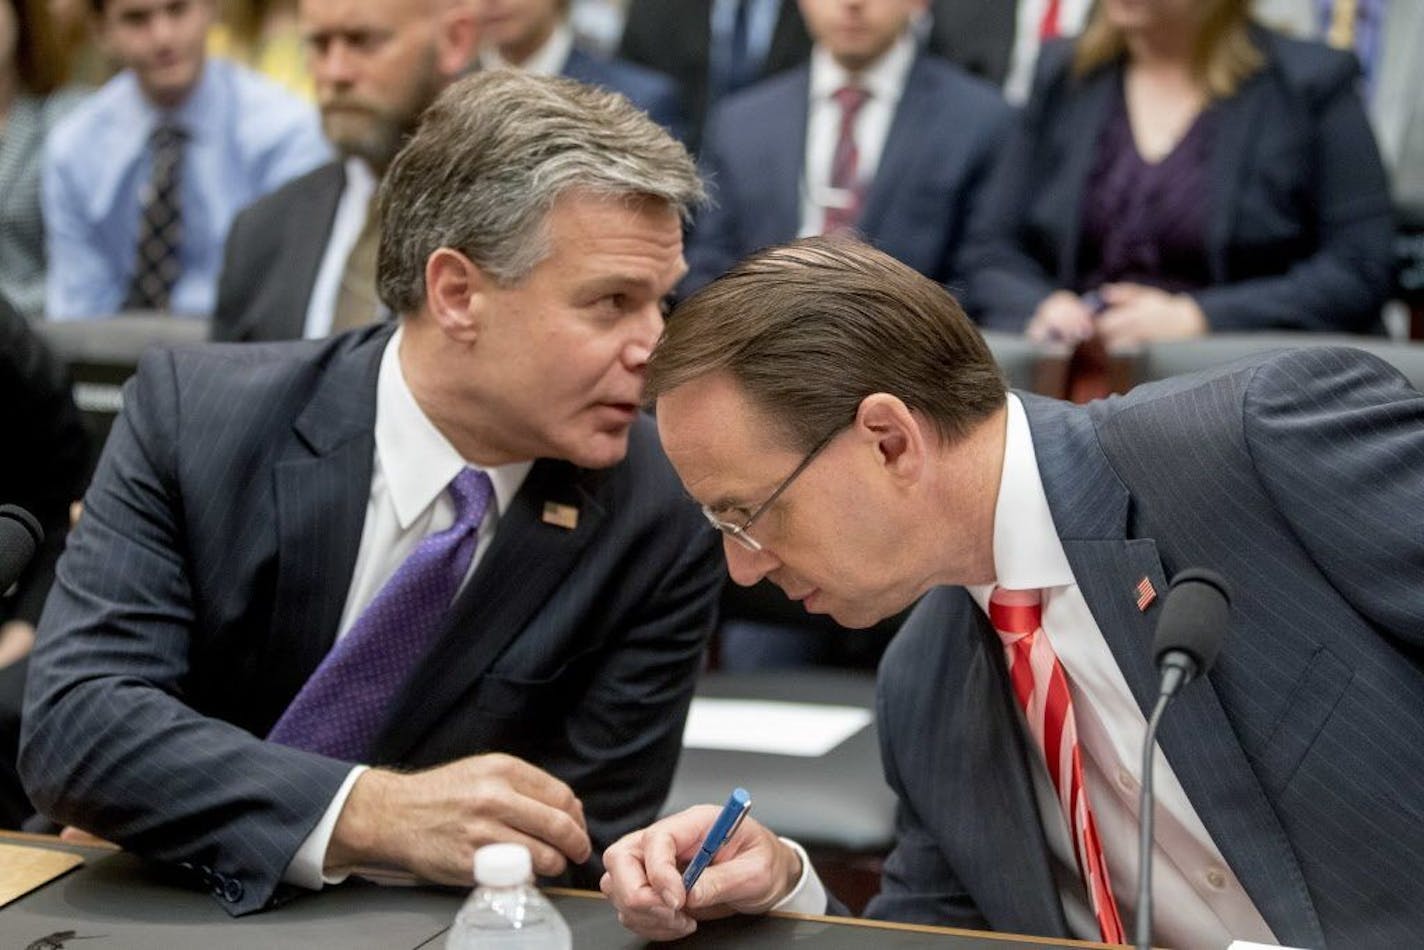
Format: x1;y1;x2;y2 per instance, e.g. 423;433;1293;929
268;467;494;760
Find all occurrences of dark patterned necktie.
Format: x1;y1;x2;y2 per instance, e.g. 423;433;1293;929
267;468;494;761
124;124;186;311
822;85;869;234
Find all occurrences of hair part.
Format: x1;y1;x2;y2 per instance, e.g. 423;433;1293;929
376;70;704;315
649;236;1007;454
1073;0;1263;99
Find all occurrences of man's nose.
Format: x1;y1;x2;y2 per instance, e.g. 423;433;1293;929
723;536;778;587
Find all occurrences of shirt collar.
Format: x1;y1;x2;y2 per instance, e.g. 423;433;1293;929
480;21;575;76
342;155;377;203
977;393;1075;595
808;30;916;105
139;58;220;142
375;326;533;530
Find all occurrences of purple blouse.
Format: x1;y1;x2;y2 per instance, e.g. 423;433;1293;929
1078;82;1216;295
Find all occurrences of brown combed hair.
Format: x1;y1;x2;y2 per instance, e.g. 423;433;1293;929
649;236;1006;453
1073;0;1264;99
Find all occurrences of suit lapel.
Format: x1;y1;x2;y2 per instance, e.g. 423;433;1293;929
1023;394;1324;946
857;55;933;241
371;458;611;761
1052;68;1115;283
269;162;346;340
1205;70;1267;283
939;607;1072;936
771;69;811;240
264;326;390;714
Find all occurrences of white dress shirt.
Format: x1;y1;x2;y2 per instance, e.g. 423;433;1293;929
797;32;916;237
302;156;379;339
1003;0;1093;104
480;21;575;76
782;395;1276;949
283;326;532;888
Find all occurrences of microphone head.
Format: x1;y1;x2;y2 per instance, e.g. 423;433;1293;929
1152;568;1231;676
0;505;44;593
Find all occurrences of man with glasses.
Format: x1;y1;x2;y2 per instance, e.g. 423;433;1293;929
601;235;1424;947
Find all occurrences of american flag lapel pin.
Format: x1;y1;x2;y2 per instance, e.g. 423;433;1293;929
1134;576;1157;612
541;501;579;530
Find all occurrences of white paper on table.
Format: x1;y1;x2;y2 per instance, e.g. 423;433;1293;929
681;697;872;757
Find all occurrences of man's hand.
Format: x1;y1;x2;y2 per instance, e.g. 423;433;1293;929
326;753;591;885
600;806;802;941
1026;290;1097;344
0;620;35;668
1096;283;1208;347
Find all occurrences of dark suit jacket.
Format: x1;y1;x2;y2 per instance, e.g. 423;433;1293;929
562;46;688;143
618;0;811;152
212;161;345;343
684;53;1012;293
924;0;1017;87
19;325;723;914
868;347;1424;947
965;30;1396;334
0;294;89;626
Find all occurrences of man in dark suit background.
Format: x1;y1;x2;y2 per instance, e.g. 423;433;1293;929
618;0;812;152
602;237;1424;948
211;0;480;344
682;0;1011;295
479;0;686;142
21;71;721;916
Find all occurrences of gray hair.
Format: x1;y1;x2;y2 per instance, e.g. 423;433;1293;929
377;70;704;314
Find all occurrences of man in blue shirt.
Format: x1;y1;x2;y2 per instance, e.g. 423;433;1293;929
42;0;330;320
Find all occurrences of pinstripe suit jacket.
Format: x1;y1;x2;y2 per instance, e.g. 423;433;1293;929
868;347;1424;947
18;325;723;915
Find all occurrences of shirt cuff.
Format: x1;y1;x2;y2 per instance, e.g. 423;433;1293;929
281;765;368;890
769;837;829;915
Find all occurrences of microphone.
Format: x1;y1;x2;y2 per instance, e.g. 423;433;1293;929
0;505;45;595
1135;568;1230;950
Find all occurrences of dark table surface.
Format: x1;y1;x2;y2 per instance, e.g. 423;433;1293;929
0;834;1113;949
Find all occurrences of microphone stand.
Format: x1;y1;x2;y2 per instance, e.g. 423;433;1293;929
1136;691;1172;950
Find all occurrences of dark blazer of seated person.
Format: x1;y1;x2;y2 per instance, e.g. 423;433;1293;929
561;46;688;144
684;51;1011;294
18;324;722;914
963;13;1395;340
0;293;89;829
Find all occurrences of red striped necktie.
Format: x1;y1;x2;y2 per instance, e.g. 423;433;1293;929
1038;0;1063;40
988;586;1125;944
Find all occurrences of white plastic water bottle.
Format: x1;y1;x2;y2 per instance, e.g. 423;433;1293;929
444;843;573;949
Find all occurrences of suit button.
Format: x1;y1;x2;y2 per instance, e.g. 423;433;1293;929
222;878;245;903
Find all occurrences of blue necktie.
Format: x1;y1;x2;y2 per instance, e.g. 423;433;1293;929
268;468;494;761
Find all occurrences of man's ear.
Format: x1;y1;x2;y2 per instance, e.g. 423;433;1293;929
855;393;926;483
437;2;482;78
424;247;486;344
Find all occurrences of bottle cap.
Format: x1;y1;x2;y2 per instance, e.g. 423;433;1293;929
473;843;533;887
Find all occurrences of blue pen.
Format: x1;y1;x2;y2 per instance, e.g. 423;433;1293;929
681;787;752;891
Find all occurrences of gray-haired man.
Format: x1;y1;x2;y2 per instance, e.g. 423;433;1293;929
22;71;721;915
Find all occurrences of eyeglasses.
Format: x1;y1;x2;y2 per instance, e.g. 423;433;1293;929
701;427;841;552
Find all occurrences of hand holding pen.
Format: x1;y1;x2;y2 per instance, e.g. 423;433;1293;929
600;788;805;942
